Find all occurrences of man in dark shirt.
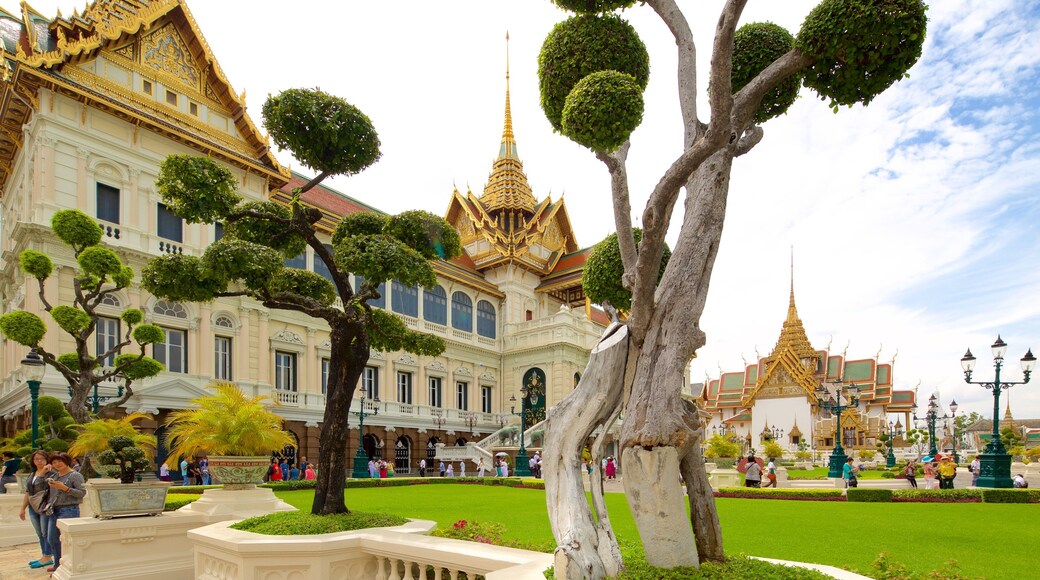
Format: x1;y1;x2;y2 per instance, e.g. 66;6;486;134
0;451;22;492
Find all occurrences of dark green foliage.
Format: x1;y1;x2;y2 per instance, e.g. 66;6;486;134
156;155;241;223
332;212;388;246
617;553;834;579
714;487;844;500
582;228;670;311
44;438;69;452
562;70;644;152
202;238;284;290
112;266;134;288
230;510;407;535
57;352;87;371
891;489;981;502
98;435;151;483
268;269;336;306
51;209;102;251
114;354;164;380
846;488;892;502
141;254;223;303
19;250;53;280
37;396;67;420
262;88;381;176
797;0;927;108
383;210;463;261
551;0;637;14
163;495;199;511
224;201;307;259
732;22;801;123
120;308;143;325
981;489;1032;503
77;246;122;278
131;324;164;345
538;15;649;132
368;309;445;356
0;310;46;345
50;305;92;334
336;235;436;290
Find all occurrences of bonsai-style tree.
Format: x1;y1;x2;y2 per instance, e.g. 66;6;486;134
794;441;812;463
0;209;165;424
904;428;929;458
538;0;927;574
163;382;294;460
97;435;150;484
0;396;79;460
142;88;460;515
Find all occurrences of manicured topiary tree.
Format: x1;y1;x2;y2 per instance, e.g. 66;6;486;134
96;435;150;484
538;0;927;575
0;209;165;424
141;87;460;516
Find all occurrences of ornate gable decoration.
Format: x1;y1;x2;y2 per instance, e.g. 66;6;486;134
141;23;199;90
271;330;304;345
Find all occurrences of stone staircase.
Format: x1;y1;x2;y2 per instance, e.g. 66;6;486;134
435;420;546;466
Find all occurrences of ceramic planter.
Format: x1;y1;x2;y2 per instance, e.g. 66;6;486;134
85;480;173;519
207;456;269;489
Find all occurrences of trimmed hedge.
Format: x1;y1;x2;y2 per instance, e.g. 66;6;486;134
846;489;892;502
715;487;844;501
259;477;545;491
981;489;1035;503
891;489;981;503
164;494;200;511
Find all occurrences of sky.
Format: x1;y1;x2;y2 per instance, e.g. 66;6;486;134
20;1;1040;419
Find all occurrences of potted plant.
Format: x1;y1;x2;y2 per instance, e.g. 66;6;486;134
85;435;172;518
69;412;157;478
164;382;294;489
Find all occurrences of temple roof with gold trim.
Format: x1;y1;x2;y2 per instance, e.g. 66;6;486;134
0;0;287;195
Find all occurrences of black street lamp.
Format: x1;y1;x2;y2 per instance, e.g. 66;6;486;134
350;389;380;478
884;420;903;468
961;336;1035;488
509;385;531;477
913;394;955;458
815;382;860;478
769;425;784;442
20;349;46;450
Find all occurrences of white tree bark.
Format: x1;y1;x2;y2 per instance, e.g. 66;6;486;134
544;324;629;579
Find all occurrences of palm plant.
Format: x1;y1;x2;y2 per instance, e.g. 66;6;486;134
164;382;294;459
69;412;157;460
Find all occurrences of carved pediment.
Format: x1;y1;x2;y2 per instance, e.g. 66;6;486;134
271;330;304;345
427;360;446;372
454;366;472;377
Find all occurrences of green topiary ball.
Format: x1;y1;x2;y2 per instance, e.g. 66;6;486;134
562;71;644;152
51;305;92;334
582;228;670;312
224;201;308;259
538;14;649;133
0;310;47;346
550;0;637;14
332;212;389;246
114;354;164;379
132;324;165;345
268;269;336;306
156;155;241;223
797;0;927;108
77;246;123;278
384;210;462;261
19;250;53;280
262;88;381;177
51;209;102;250
731;22;801;124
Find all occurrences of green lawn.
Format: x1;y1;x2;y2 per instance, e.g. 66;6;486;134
274;484;1037;579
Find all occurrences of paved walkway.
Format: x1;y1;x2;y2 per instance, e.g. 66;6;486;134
0;541;53;579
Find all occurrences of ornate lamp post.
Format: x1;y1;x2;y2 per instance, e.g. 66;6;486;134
913;394;955;458
884;420;903;468
67;384;124;414
815;382;860;478
961;336;1035;488
21;349;46;450
943;402;963;463
769;425;784;442
350;389;380;478
509;385;531;477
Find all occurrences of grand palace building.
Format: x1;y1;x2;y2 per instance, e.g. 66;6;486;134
0;0;625;473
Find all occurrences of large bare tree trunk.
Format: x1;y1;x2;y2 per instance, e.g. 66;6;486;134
544;324;628;579
678;403;725;563
312;325;366;515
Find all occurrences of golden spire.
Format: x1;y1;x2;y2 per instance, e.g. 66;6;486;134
481;31;535;215
768;249;816;361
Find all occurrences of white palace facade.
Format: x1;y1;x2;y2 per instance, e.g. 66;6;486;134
0;0;614;473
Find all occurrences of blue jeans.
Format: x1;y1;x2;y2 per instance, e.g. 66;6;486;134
46;505;80;569
27;507;50;557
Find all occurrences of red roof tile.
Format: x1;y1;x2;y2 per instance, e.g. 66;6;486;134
279;175;377;218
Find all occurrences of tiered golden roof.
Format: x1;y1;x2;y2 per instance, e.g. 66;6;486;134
480;32;535;215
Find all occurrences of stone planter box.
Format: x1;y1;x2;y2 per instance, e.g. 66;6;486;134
189;518;554;580
85;480;173;519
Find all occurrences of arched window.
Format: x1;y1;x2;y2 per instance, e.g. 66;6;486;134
451;292;472;332
423;286;447;325
354;275;385;309
100;293;122;307
214;315;234;329
476;300;496;338
153;300;187;319
391;280;418;317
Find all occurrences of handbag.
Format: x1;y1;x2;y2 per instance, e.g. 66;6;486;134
28;489;48;513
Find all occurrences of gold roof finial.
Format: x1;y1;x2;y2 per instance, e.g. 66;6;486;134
481;31;535;214
767;248;816;361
